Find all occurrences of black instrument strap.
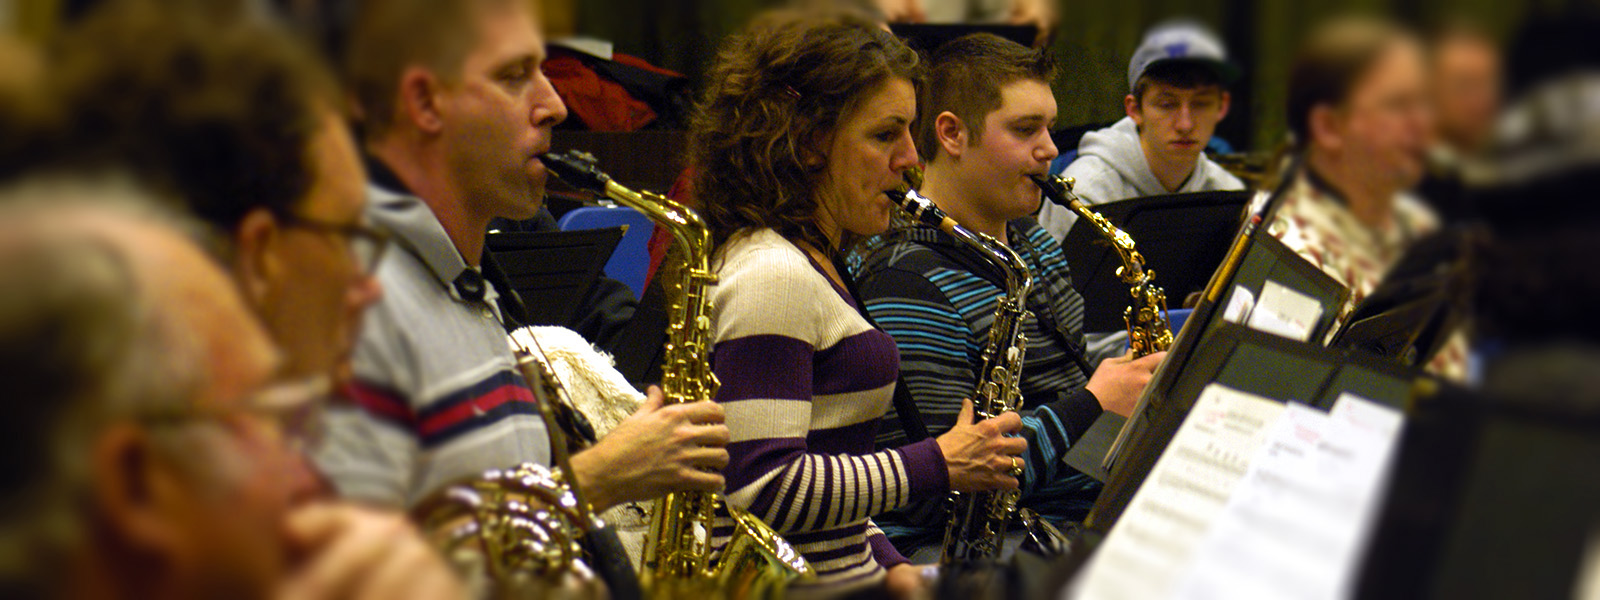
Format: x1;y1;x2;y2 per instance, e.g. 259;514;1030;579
916;224;1096;381
830;252;932;443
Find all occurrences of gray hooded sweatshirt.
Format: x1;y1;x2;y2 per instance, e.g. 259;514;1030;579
1037;116;1245;243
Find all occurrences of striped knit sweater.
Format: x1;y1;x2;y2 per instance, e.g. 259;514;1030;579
709;229;948;597
852;217;1111;548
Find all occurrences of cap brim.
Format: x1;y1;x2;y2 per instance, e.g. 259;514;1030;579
1145;57;1241;86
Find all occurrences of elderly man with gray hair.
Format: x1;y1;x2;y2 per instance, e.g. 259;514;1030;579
0;188;464;600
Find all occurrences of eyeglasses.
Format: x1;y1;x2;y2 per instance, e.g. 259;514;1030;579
137;376;332;454
275;211;391;275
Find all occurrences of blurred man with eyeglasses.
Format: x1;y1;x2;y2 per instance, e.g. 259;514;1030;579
0;189;464;600
49;0;383;385
5;3;470;598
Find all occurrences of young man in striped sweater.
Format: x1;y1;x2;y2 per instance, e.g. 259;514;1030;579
854;33;1166;556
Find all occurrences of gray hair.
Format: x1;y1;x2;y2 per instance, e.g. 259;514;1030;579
0;178;209;595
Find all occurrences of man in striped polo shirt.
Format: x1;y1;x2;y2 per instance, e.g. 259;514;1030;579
313;0;730;515
854;33;1165;556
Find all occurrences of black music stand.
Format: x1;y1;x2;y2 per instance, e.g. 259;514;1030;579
486;227;624;329
1330;228;1477;369
1059;191;1250;332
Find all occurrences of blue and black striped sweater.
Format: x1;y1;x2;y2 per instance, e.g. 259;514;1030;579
852;217;1112;549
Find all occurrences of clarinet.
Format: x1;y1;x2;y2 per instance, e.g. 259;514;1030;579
883;188;1033;563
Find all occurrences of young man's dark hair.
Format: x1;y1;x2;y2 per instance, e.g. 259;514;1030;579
915;32;1056;159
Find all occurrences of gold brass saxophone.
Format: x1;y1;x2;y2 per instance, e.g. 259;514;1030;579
540;150;812;598
411;330;610;599
1030;175;1173;356
884;188;1035;563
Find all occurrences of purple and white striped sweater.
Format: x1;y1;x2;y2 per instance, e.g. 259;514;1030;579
709;229;948;596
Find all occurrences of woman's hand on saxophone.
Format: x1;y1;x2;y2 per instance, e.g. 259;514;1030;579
936;398;1028;492
570;385;732;510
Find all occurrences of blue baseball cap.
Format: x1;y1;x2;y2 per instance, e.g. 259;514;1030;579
1127;20;1241;91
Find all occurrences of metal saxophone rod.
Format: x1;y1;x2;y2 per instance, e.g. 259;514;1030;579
1029;174;1173;357
883;187;1033;563
540;150;812;598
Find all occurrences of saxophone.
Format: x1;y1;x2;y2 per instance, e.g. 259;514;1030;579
540;150;812;598
883;188;1034;563
410;330;612;599
1030;175;1173;356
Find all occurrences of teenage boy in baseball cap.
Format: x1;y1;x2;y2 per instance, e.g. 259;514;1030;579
1039;20;1245;242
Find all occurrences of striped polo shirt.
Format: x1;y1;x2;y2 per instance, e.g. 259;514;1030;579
709;229;948;597
311;182;551;508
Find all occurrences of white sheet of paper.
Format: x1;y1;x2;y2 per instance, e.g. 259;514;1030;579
1246;280;1324;342
1070;384;1286;600
1222;285;1255;324
1171;395;1403;600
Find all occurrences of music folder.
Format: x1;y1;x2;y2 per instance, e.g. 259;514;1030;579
1328;227;1477;369
1063;221;1350;485
1059;190;1250;333
486;226;624;329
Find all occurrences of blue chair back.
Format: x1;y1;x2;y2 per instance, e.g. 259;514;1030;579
1166;308;1194;338
557;206;654;298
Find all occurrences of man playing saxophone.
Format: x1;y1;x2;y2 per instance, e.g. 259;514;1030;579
853;34;1166;558
311;0;730;521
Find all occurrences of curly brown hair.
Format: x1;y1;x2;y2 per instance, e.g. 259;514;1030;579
690;9;921;255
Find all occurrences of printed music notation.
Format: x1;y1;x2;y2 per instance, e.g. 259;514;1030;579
1068;386;1404;600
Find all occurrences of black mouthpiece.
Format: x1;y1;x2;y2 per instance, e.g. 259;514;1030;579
1029;173;1075;208
538;150;611;193
884;189;948;230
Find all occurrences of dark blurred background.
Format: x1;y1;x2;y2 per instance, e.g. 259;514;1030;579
555;0;1567;154
4;0;1580;155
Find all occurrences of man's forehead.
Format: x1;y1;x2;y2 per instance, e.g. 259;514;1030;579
299;111;367;222
992;79;1057;118
1142;82;1224;99
462;0;543;67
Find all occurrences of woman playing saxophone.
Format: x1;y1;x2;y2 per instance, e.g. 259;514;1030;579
689;10;1026;599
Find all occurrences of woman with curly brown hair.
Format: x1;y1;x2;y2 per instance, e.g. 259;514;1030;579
693;9;1027;598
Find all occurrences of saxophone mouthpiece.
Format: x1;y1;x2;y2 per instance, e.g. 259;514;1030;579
1028;173;1080;209
884;189;959;235
538;150;612;194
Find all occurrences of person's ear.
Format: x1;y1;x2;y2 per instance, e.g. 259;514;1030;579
1124;94;1143;127
89;425;185;558
398;66;445;135
1309;103;1342;152
1218;91;1232;121
800;130;828;170
935;111;967;159
231;207;283;310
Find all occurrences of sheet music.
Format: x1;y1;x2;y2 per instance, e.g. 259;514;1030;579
1170;394;1402;600
1072;384;1286;600
1070;389;1404;600
1246;280;1323;342
1222;285;1255;324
